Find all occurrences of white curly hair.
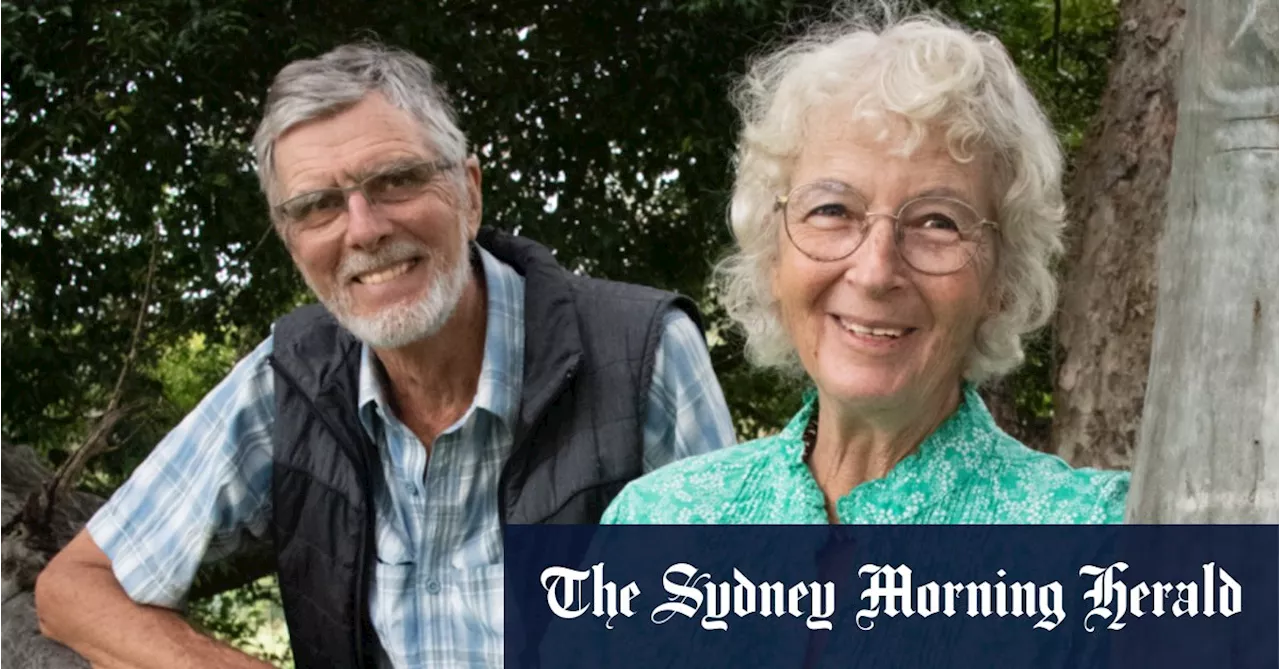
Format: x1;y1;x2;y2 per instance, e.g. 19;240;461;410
716;4;1065;382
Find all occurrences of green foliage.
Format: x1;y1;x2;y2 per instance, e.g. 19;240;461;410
188;576;294;667
1;0;1117;461
151;331;244;413
939;0;1118;148
3;0;304;468
2;0;1117;654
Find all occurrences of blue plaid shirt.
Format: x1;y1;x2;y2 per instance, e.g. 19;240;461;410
87;246;736;668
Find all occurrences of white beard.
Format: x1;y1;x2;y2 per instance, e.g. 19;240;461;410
308;231;473;349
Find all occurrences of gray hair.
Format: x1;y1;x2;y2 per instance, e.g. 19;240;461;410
716;6;1065;382
252;42;469;210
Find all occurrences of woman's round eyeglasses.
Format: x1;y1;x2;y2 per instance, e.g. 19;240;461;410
776;180;998;275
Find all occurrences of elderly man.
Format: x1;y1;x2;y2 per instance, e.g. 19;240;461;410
35;43;735;668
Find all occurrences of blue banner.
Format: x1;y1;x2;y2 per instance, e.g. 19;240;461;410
505;525;1277;668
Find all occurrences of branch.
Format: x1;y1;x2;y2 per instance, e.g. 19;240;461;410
1052;0;1062;73
43;221;162;516
2;439;105;558
42;404;137;519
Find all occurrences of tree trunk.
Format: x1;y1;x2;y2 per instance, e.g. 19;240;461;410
1126;0;1279;523
1;440;277;666
2;442;99;668
1051;0;1185;469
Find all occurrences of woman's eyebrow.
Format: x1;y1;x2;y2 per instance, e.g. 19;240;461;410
808;179;869;198
797;181;977;206
911;185;974;201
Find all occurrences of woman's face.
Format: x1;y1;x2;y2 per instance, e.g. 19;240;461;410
771;112;998;416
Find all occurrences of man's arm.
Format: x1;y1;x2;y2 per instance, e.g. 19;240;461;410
641;309;737;472
35;337;278;667
35;531;271;669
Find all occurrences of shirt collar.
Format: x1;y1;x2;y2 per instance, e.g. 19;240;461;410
781;382;997;522
357;244;525;438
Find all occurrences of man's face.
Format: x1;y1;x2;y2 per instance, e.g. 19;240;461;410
271;93;483;348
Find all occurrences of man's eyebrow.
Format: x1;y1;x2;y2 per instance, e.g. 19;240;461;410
279;183;334;204
347;158;429;181
284;158;434;198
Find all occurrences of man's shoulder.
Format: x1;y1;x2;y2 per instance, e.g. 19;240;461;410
569;274;677;301
268;304;362;390
274;301;332;325
271;303;345;348
567;276;703;340
198;335;279;415
226;334;278;382
570;275;695;318
477;227;700;330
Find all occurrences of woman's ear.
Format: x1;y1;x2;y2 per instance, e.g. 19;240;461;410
769;222;787;303
983;275;1006;319
977;237;1003;315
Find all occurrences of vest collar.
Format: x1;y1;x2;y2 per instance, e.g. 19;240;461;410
475;227;583;446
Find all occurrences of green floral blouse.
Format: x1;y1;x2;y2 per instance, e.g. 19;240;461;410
602;385;1129;524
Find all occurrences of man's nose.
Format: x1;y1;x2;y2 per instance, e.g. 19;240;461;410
344;191;394;250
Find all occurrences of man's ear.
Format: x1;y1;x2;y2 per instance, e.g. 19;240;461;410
464;155;483;238
273;219;295;253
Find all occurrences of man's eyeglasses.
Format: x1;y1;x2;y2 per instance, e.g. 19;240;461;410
776;180;999;275
273;159;456;231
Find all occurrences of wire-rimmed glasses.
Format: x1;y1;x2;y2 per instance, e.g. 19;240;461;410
273;159;456;232
776;180;998;275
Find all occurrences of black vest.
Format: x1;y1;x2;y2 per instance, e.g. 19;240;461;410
268;228;701;668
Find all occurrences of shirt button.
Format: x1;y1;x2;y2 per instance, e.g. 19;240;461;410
426;579;442;594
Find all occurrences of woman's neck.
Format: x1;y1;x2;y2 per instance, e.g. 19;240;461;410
807;381;963;522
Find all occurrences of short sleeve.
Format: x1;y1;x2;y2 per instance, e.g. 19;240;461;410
86;336;277;608
640;309;737;473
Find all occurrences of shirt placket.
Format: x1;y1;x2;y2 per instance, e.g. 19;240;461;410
387;417;463;664
420;428;460;594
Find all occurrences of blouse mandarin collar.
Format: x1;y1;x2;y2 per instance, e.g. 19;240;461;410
780;383;994;523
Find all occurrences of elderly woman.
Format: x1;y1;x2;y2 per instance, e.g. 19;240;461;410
602;12;1128;524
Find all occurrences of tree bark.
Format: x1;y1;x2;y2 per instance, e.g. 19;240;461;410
1;440;277;666
1126;0;1278;523
2;441;99;668
1051;0;1185;469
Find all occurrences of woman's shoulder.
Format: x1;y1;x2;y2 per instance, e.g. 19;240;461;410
601;434;788;524
981;432;1131;523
